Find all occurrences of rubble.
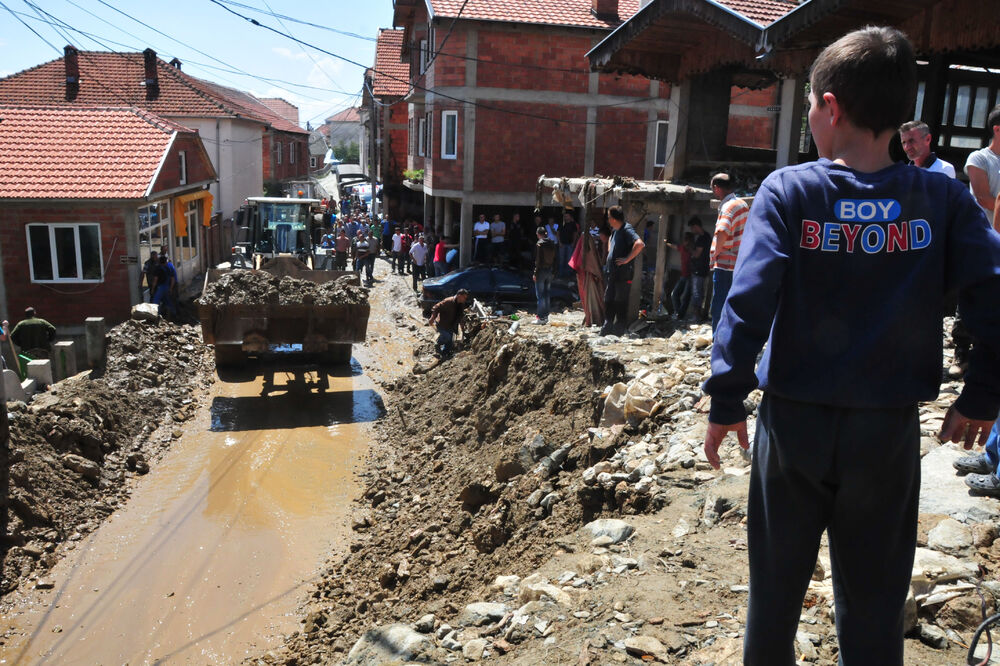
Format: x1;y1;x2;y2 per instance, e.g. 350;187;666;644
199;270;368;306
1;318;213;596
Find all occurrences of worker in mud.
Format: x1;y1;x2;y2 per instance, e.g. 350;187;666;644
10;307;56;359
428;289;469;358
142;250;158;301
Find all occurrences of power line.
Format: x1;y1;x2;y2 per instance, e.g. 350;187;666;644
211;0;377;43
33;3;354;99
207;0;664;127
1;0;60;54
261;0;348;95
423;0;469;71
91;0;357;97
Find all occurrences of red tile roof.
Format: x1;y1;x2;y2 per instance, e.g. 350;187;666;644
259;97;300;126
0;106;192;199
372;29;409;97
428;0;640;29
0;51;307;135
718;0;799;26
327;107;361;123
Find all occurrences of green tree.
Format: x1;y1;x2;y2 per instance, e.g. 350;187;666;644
333;140;360;164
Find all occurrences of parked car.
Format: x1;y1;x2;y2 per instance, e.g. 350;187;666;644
419;267;578;316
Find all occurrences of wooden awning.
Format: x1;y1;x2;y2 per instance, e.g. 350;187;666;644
588;0;997;83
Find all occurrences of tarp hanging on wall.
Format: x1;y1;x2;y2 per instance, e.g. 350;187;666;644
172;190;214;237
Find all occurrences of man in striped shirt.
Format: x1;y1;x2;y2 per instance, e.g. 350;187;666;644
709;173;750;335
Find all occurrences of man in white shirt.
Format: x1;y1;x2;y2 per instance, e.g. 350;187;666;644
490;214;506;265
899;120;956;178
409;234;428;292
391;227;404;274
966;105;1000;229
473;214;491;263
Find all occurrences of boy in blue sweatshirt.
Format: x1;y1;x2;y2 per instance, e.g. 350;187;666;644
702;27;1000;665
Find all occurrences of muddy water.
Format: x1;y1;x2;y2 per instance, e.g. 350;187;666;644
1;361;382;665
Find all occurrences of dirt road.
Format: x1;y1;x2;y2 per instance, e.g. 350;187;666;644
0;261;419;665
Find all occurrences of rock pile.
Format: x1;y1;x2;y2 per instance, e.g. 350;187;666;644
1;317;213;596
200;270;368;306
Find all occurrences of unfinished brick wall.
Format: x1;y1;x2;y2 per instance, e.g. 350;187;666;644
0;203;132;326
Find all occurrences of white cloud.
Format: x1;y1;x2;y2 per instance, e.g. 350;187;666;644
271;46;310;61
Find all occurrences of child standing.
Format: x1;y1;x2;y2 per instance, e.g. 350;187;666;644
702;27;1000;664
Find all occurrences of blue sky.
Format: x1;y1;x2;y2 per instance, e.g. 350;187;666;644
0;0;395;126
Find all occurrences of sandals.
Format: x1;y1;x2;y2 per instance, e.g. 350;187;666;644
953;453;992;475
965;472;1000;497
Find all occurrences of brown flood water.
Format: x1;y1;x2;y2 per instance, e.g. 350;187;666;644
0;360;382;665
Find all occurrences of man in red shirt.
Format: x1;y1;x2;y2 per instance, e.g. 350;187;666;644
709;173;749;334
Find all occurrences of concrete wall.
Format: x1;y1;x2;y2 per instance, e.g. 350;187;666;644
173;117;263;219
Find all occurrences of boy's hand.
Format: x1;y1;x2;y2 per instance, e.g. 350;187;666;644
704;420;750;470
939;407;994;450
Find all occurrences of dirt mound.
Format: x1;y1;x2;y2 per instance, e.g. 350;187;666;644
200;271;368;306
267;325;625;661
1;319;214;596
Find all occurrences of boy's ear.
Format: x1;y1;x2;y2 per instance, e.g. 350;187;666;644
821;92;842;126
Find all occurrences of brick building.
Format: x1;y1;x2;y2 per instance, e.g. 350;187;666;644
0;47;309;220
390;0;668;263
0;106;216;331
362;29;411;221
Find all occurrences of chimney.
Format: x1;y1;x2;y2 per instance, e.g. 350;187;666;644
169;57;182;70
143;48;159;100
64;45;79;101
591;0;618;20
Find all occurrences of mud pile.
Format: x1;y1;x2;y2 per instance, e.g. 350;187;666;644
262;326;624;662
200;271;368;306
1;319;213;596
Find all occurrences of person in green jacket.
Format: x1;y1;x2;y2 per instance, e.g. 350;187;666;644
10;307;56;359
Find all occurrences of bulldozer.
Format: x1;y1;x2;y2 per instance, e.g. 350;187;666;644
199;197;369;368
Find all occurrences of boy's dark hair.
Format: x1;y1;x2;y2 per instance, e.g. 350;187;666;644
536;226;547;237
898;120;930;136
810;26;916;136
683;231;695;242
710;173;734;191
456;289;470;297
988;105;1000;137
608;206;625;222
687;215;704;229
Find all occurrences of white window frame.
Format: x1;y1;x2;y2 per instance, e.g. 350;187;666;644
26;222;104;283
653;121;670;167
425;112;433;157
419;39;429;74
310;155;317;168
417;117;427;156
441;110;458;160
179;150;187;185
275;140;282;165
289;141;296;164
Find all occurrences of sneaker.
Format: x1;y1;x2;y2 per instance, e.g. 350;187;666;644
533;317;545;325
966;472;1000;497
953;452;992;475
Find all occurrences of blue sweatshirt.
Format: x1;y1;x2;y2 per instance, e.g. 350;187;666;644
704;158;1000;424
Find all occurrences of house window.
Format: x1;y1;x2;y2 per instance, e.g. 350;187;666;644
175;200;199;263
425;112;432;157
27;223;103;283
289;141;296;164
138;202;170;289
179;150;187;185
419;39;428;74
275;140;282;165
653;121;670;167
442;110;458;159
418;117;427;156
310;156;317;168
